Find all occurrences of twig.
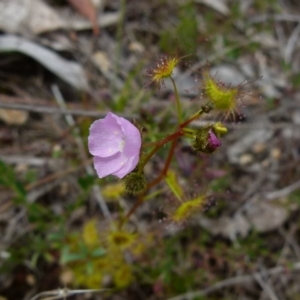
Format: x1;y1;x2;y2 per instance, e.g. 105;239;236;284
25;159;92;191
1;100;299;130
254;272;279;300
0;155;61;167
284;22;300;64
29;288;106;300
51;85;112;219
250;14;300;24
0;101;136;119
166;262;300;300
265;179;300;200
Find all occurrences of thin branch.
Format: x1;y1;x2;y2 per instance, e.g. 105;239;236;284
250;14;300;24
167;262;300;300
51;85;112;220
0;101;135;119
254;272;279;300
284;22;300;63
265;179;300;200
29;288;107;300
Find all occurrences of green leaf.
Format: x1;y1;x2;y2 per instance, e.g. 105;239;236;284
91;248;106;258
60;246;87;264
78;175;96;190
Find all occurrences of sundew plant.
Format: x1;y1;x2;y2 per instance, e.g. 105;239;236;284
65;53;251;290
88;54;246;224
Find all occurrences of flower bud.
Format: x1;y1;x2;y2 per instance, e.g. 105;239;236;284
192;127;221;154
124;172;147;195
212;122;228;136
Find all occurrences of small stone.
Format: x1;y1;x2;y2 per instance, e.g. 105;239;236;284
60;269;74;285
26;274;36;286
292;111;300;124
0;109;28;125
261;159;270;168
15;163;28;173
271;148;281;159
252;142;266;153
239;154;253;165
129;41;145;53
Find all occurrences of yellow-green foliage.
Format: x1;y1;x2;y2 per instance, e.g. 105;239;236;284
102;182;125;200
203;72;238;113
82;219;99;247
65;220;138;289
113;265;133;289
165;170;184;200
147;55;180;88
172;196;205;222
107;230;137;250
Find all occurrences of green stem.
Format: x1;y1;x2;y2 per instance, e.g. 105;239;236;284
183;127;196;134
170;77;182;124
183;132;194;139
180;108;204;128
138;144;160;173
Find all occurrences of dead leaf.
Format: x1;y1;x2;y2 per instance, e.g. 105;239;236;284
0;109;28;125
0;0;65;35
65;11;120;32
0;0;119;35
0;35;88;91
197;199;293;241
197;212;251;241
67;0;99;35
92;51;123;89
194;0;230;16
245;201;290;232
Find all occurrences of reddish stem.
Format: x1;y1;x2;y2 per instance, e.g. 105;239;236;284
146;137;178;190
143;130;182;148
120;136;180;228
119;194;144;229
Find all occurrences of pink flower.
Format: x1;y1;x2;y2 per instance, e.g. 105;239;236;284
207;129;221;151
88;113;142;178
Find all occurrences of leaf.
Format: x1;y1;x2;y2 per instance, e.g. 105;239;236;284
0;0;119;35
67;0;99;35
91;248;106;258
78;175;96;191
60;246;87;264
0;35;88;91
197;199;292;241
165;170;184;200
195;0;230;16
0;109;28;125
0;160;27;203
0;0;65;35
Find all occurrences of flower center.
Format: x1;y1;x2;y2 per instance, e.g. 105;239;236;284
119;137;125;152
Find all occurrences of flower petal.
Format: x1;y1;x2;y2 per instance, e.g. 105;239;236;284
93;153;129;178
111;154;139;178
117;117;141;157
208;129;221;149
88;113;124;157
